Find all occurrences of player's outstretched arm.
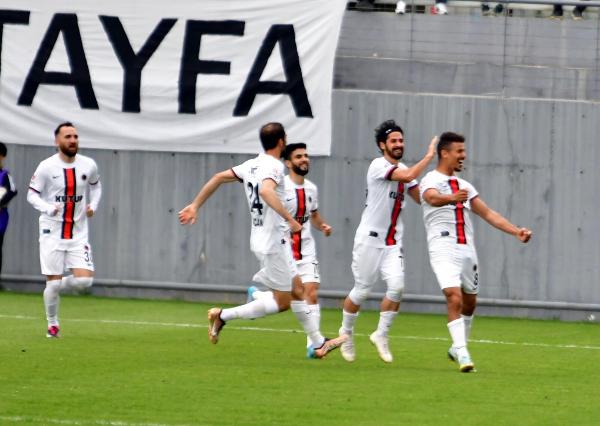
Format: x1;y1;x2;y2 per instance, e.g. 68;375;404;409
470;196;532;243
310;211;332;236
422;187;469;207
259;179;302;233
178;170;238;225
389;136;438;183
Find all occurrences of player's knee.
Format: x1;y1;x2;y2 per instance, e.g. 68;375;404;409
45;279;62;293
385;278;404;303
72;277;93;291
349;285;370;306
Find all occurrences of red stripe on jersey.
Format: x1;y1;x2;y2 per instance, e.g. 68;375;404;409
385;182;404;246
291;188;306;260
61;168;76;239
448;179;467;244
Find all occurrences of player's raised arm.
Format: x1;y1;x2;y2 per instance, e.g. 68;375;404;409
389;136;438;182
178;169;239;225
470;196;532;243
259;178;301;233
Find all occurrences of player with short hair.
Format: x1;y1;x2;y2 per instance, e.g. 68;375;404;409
248;142;333;357
178;123;346;358
419;131;532;372
27;122;102;338
339;120;438;363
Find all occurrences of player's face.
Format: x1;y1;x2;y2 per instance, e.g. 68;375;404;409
287;148;310;176
55;126;79;158
446;142;466;172
381;131;404;160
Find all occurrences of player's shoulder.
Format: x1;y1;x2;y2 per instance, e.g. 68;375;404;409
75;153;98;167
36;154;60;171
397;161;410;171
303;178;317;191
369;156;388;168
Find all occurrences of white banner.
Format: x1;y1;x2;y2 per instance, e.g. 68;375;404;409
0;0;346;155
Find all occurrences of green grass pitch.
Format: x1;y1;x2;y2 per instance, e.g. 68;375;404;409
1;291;599;426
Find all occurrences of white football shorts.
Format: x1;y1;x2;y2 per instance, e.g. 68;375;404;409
39;221;94;275
429;242;479;294
252;240;299;292
297;258;320;284
351;242;405;290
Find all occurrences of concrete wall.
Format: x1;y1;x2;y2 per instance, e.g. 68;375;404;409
2;11;599;319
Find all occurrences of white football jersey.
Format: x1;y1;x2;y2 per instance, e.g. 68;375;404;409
29;153;100;240
419;169;478;246
355;157;418;248
232;153;287;254
283;175;318;262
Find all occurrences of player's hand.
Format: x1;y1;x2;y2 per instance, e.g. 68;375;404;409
47;204;60;217
320;223;332;237
288;218;302;233
86;206;95;217
516;227;532;243
178;204;198;225
452;189;469;203
427;136;439;158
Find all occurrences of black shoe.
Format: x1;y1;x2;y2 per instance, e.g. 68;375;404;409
494;4;504;15
481;3;491;15
551;5;563;19
572;8;583;20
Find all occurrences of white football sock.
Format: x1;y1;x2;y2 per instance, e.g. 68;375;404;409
306;304;321;347
220;296;279;322
375;310;398;336
341;310;359;334
43;279;62;327
461;314;473;342
252;290;273;301
448;317;467;350
291;300;324;348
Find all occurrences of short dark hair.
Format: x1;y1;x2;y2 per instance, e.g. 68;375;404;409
54;121;75;136
374;119;403;147
259;122;286;151
0;142;6;157
283;142;307;160
437;132;465;158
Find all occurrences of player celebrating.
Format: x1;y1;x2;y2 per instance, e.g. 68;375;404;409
419;132;532;372
178;123;346;358
27;122;102;338
338;120;438;363
248;142;333;356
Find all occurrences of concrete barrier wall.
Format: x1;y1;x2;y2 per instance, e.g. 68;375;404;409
2;11;599;318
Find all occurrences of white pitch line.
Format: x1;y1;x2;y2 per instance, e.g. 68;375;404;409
0;415;192;426
1;314;599;351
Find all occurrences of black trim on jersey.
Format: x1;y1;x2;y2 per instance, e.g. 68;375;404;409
28;186;41;194
230;168;243;182
384;166;398;181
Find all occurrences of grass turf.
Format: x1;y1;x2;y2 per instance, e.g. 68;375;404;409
1;291;599;426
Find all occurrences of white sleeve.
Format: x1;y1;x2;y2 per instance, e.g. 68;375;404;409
312;186;319;212
27;188;56;215
259;160;284;185
88;180;102;212
29;163;46;193
465;181;479;200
